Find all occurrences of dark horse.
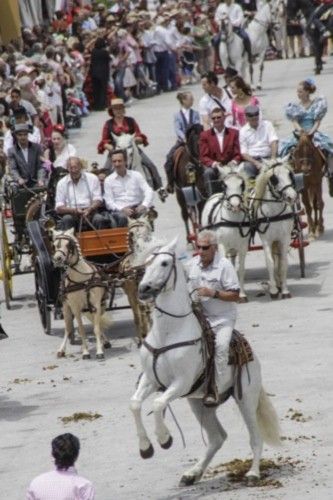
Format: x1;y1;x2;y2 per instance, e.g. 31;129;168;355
291;132;326;238
173;124;205;241
287;0;333;74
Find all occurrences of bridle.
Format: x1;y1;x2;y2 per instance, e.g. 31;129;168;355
267;167;296;202
145;251;192;319
53;235;80;267
221;173;247;210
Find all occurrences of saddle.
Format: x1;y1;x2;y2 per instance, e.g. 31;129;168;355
192;302;253;401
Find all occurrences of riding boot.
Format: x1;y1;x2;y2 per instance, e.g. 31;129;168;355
242;36;253;64
164;154;175;194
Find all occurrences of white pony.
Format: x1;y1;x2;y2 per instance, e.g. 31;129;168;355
131;238;281;486
219;0;276;89
201;166;251;302
252;160;297;298
52;229;110;359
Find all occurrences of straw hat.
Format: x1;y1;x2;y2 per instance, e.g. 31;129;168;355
110;98;125;107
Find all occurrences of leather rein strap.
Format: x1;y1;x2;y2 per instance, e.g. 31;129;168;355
142;338;204;396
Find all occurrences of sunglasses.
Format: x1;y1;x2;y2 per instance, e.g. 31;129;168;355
211;116;223;120
246;113;259;118
197;244;211;250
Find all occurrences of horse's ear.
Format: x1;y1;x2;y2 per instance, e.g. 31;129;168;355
51;229;60;239
65;228;75;237
216;165;228;179
164;237;178;253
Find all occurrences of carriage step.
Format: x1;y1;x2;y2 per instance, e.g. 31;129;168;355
248;245;263;251
290;239;310;249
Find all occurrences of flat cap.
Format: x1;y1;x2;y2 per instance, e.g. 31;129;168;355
245;104;260;116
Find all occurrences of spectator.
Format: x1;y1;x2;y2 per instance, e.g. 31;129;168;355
26;433;95;500
90;37;110;111
229;75;260;129
43;125;77;170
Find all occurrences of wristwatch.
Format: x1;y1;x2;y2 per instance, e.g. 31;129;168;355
214;290;219;299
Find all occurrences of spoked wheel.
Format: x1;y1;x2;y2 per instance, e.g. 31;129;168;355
291;199;308;278
0;212;13;309
34;258;51;335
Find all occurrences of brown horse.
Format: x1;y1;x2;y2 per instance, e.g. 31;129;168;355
292;132;326;239
173;124;205;241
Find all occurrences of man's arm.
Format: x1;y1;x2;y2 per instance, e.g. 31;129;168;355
136;172;154;209
7;149;25;183
103;177;118;211
270;140;278;158
230;130;242;163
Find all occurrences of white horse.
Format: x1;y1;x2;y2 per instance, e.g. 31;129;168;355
130;238;281;486
219;0;276;89
252;160;297;299
52;229;110;359
201;166;251;302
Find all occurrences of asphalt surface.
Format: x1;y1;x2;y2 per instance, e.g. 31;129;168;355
1;55;333;499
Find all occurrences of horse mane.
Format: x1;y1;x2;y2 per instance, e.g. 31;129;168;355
252;160;278;211
186;124;203;160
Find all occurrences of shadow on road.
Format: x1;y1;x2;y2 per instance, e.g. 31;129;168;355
0;395;38;422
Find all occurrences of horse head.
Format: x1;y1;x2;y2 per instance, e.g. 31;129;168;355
138;237;178;301
52;228;81;268
217;164;246;212
111;132;137;167
185;124;203;161
220;15;233;40
128;215;153;253
292;132;319;175
262;159;297;204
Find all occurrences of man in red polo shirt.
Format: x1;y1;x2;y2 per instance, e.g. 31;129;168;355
199;106;242;196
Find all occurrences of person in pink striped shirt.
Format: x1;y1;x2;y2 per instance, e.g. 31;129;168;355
26;433;95;500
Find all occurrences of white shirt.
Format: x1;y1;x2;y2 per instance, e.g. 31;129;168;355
214;127;225;152
104;170;154;211
240;120;279;158
215;2;244;27
152;26;172;52
186;252;239;326
19;145;29;163
4;127;41;155
53;143;77;169
56;172;102;209
199;92;232;125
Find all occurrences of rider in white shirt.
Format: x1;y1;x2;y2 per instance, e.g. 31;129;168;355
186;229;240;406
55;156;104;230
199;72;232;130
215;0;252;62
103;149;154;227
239;104;279;178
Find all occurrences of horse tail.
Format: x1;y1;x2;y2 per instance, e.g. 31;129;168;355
83;312;112;330
256;387;281;447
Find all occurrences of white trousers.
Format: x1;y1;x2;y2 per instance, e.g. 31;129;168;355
213;319;235;385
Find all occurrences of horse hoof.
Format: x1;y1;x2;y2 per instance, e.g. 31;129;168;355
103;341;111;349
96;353;105;360
160;435;173;449
270;292;279;300
179;475;196;487
140;444;154;459
282;292;292;299
246;472;260;483
82;354;91;360
57;351;65;358
238;296;248;304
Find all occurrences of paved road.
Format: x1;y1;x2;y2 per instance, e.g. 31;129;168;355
1;56;333;499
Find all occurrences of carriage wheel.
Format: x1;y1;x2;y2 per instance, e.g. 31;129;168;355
34;259;51;335
296;218;306;279
0;212;13;309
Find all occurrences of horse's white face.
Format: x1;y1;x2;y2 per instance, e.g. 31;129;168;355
221;173;246;212
220;14;233;38
128;216;153;251
138;238;178;301
52;228;77;267
111;132;136;166
266;163;297;204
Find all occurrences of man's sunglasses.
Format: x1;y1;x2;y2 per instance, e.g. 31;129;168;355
246;113;259;118
211;116;223;120
197;244;211;250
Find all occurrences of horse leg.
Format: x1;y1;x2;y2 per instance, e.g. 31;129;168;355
153;382;190;449
57;301;74;357
236;380;263;480
315;182;325;236
180;398;227;486
93;304;104;359
249;62;254;89
72;307;90;359
123;280;142;340
130;373;157;458
278;241;291;299
302;189;315;239
257;59;264;90
261;240;279;298
238;245;248;302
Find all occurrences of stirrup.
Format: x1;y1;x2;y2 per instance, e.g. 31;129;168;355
203;394;219;407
